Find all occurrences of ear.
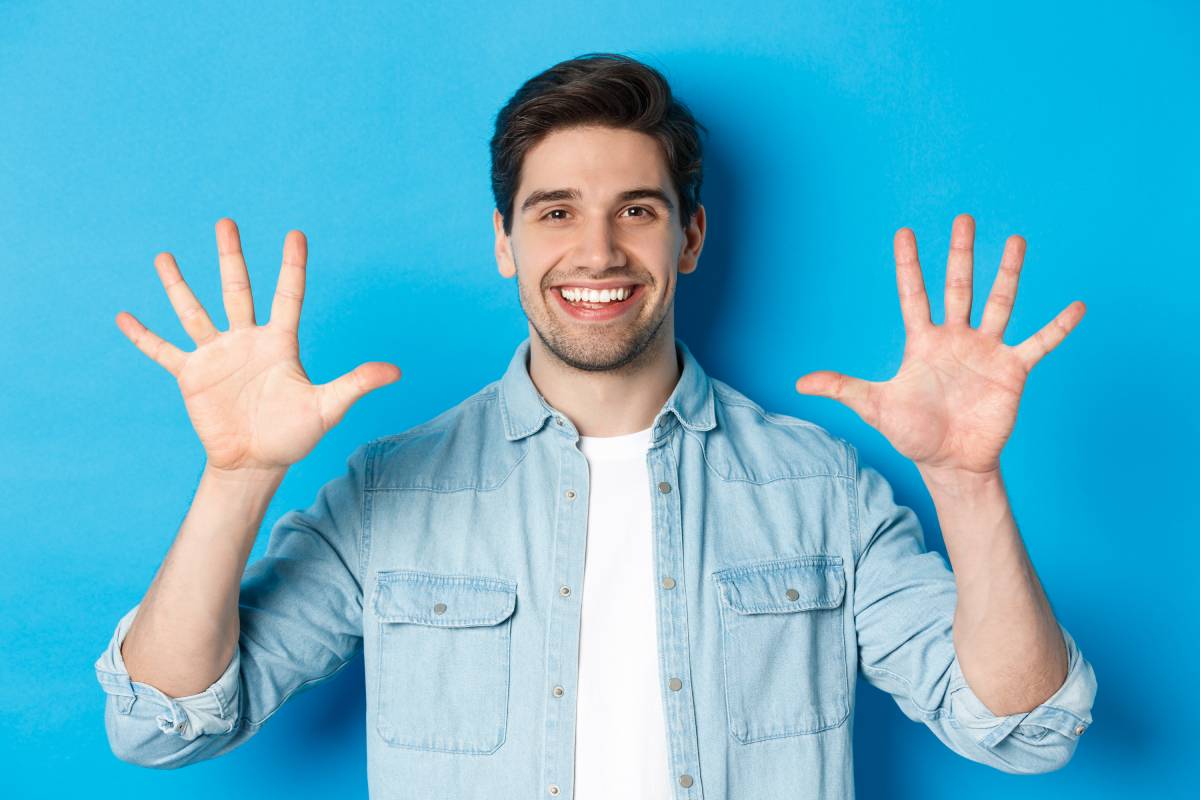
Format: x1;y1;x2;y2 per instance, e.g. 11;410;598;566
678;204;706;275
494;208;517;279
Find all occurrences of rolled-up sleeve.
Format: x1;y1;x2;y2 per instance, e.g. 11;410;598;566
849;446;1097;775
945;622;1095;771
94;602;242;744
93;441;373;768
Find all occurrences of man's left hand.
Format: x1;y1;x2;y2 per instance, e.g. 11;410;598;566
795;213;1085;476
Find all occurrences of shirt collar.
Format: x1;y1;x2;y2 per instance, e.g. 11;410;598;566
498;336;716;442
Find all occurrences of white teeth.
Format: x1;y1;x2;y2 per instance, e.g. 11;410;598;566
560;286;632;304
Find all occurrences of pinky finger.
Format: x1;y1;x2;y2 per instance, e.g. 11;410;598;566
115;311;188;377
1012;300;1086;372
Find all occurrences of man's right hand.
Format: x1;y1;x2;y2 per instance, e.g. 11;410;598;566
115;218;401;476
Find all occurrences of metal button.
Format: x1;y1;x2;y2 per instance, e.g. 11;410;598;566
433;602;447;614
559;585;571;597
668;677;682;691
661;576;676;589
679;774;694;788
553;685;564;698
1074;723;1086;735
785;588;799;601
565;489;576;500
548;784;560;796
658;481;672;494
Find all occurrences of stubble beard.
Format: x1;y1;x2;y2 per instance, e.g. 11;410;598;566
515;264;671;375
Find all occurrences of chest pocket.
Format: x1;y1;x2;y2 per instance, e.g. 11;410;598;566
711;555;849;743
372;569;517;754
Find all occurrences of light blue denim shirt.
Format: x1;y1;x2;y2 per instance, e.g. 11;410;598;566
95;336;1097;798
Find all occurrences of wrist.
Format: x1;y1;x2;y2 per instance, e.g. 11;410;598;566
202;461;289;488
915;462;1003;499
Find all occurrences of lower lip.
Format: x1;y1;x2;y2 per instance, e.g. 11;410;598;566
551;285;645;322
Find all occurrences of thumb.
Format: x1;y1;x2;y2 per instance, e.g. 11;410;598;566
319;362;403;429
795;370;875;422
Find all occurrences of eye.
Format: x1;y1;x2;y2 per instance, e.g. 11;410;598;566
542;208;570;222
623;205;657;220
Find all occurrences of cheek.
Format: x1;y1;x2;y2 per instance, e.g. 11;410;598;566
510;244;557;290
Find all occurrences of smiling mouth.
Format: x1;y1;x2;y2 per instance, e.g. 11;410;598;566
550;284;645;320
555;285;638;306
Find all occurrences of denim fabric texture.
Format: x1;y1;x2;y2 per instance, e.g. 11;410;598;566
95;336;1097;799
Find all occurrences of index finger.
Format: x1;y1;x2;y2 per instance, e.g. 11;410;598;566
894;227;932;332
268;229;307;335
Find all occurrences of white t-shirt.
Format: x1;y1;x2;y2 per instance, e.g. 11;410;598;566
572;425;672;799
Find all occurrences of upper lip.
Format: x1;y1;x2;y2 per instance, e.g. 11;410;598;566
550;281;641;289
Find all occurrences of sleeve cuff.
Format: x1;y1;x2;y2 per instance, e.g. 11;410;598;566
947;622;1097;750
93;603;242;741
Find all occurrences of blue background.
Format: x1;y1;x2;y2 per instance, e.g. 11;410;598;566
1;1;1195;797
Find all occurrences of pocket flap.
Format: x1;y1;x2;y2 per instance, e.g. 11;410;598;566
372;570;517;627
712;555;845;614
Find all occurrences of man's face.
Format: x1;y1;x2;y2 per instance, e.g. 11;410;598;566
493;125;705;372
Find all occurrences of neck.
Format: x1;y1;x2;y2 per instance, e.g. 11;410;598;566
527;322;681;437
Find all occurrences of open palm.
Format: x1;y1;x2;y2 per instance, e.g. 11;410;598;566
115;219;401;473
795;214;1085;475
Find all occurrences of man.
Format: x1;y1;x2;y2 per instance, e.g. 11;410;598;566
96;53;1096;798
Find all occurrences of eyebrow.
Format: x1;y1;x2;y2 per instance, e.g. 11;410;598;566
519;186;675;213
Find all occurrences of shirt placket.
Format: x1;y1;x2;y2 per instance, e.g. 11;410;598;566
649;424;704;798
541;414;589;798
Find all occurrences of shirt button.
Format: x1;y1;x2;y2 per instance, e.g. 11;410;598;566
1074;723;1086;735
661;576;676;589
668;677;682;691
785;588;799;601
679;774;694;788
548;784;560;796
565;489;576;500
555;416;564;426
433;602;447;614
552;685;564;698
658;481;672;494
559;585;571;597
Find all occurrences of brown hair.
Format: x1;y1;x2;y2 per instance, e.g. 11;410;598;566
490;52;706;236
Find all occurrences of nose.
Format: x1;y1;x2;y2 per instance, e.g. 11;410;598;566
572;214;627;270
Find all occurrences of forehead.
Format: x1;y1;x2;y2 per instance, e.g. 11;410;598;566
517;125;672;200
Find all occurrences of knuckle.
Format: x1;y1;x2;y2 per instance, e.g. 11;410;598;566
989;292;1014;307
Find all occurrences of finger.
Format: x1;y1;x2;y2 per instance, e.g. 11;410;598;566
944;213;975;326
795;370;879;428
1012;301;1087;372
893;227;932;332
153;252;220;346
114;310;187;377
317;362;403;430
268;229;307;335
215;218;257;330
978;235;1026;340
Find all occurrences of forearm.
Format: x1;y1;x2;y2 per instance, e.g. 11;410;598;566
121;464;287;698
916;465;1067;716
